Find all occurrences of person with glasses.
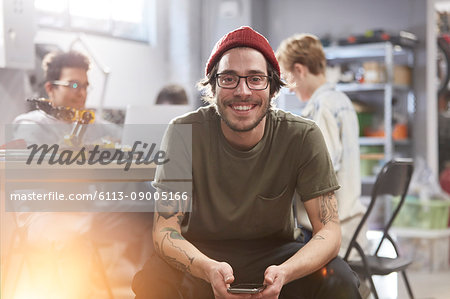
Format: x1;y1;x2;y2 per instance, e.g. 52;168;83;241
12;50;93;145
15;50;90;117
12;50;122;146
276;34;368;262
9;50;142;298
132;26;361;299
43;50;90;110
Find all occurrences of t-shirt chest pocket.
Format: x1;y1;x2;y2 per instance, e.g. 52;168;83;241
256;185;290;201
247;186;293;235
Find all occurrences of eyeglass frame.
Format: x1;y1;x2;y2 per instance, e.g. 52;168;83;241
51;80;90;91
215;73;270;90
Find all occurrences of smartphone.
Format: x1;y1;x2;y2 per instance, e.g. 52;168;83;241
227;283;266;294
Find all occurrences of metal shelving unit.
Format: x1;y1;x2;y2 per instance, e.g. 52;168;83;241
324;42;416;186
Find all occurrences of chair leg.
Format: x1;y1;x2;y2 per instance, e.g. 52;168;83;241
401;270;414;299
366;275;379;299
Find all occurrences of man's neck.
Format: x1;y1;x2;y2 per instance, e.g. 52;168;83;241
300;74;327;102
220;116;266;151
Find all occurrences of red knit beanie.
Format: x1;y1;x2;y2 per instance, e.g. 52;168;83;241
205;26;280;76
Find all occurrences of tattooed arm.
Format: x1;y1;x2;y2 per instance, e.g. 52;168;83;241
153;199;244;297
153;199;208;279
261;191;341;294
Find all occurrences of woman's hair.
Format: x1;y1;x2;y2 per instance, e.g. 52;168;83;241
276;33;326;75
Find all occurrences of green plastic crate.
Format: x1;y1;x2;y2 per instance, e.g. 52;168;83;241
392;196;450;229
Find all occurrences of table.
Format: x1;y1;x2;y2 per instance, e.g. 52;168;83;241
391;227;450;272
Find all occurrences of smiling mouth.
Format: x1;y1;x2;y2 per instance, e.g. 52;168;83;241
230;104;257;112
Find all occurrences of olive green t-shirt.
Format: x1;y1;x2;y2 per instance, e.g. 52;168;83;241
153;106;339;243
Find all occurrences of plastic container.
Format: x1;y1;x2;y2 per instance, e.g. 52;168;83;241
357;112;373;136
360;146;383;177
392;196;450;229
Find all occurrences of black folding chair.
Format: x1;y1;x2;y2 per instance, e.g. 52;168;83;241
343;158;415;299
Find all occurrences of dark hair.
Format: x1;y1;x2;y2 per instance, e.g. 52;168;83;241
155;84;189;105
42;51;90;82
197;53;285;105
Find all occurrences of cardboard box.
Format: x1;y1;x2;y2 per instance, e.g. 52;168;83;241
362;62;412;86
394;65;412;86
363;61;385;83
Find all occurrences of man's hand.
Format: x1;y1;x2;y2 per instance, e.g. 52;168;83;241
207;261;253;299
252;265;286;299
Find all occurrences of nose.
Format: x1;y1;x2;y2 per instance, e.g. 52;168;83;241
233;77;252;98
75;87;88;96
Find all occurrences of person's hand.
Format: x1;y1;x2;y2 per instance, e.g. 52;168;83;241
206;261;253;299
253;265;286;299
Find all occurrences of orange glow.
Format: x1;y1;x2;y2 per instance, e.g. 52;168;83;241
321;267;328;277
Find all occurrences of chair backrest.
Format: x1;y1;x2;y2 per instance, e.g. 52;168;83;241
344;158;414;260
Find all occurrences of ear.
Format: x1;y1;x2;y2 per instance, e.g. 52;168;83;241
44;81;53;99
293;63;308;76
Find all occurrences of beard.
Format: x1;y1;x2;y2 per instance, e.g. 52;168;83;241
215;97;270;132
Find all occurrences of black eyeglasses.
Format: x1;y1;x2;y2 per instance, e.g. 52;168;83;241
51;80;90;92
216;73;270;90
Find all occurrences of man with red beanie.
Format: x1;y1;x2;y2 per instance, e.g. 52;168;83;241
132;26;361;299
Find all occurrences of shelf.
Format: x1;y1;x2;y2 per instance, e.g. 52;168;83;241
394;139;411;146
359;137;412;146
336;83;411;92
324;42;415;196
359;137;385;145
360;153;385;160
324;42;413;60
391;227;450;239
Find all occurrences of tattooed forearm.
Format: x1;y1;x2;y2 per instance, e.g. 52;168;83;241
319;192;339;225
160;229;194;273
312;234;325;241
161;227;186;240
164;255;192;273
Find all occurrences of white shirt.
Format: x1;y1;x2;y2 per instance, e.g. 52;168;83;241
12;110;72;145
296;83;366;256
12;110;121;146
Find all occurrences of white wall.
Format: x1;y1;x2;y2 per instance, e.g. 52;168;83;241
265;0;425;46
200;0;253;61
